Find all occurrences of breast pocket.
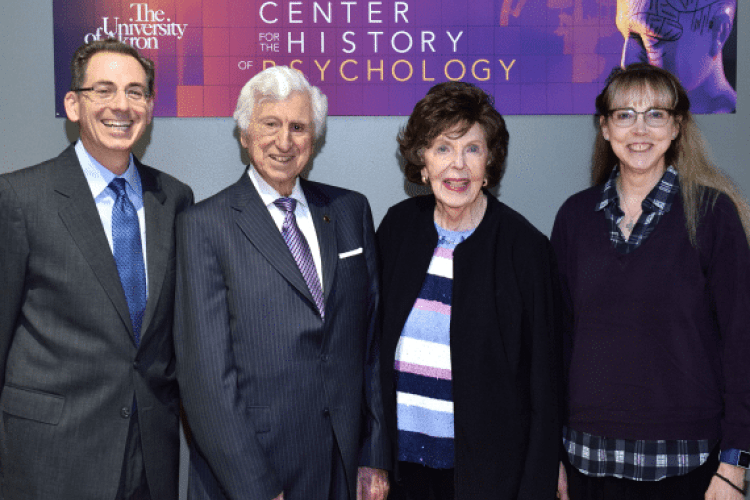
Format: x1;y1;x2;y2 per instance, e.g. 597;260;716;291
335;252;369;299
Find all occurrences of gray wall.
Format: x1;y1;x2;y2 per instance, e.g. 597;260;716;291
2;1;749;498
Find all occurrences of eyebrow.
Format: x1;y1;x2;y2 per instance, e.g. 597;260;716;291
88;80;148;89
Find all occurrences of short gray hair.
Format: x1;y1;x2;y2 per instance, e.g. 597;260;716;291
233;66;328;144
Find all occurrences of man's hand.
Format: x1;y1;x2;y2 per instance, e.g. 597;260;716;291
271;492;284;500
705;463;747;500
357;467;389;500
557;462;570;500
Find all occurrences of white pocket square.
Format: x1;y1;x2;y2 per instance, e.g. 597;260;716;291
338;248;363;259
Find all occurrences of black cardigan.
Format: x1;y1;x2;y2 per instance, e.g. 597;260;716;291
376;193;561;499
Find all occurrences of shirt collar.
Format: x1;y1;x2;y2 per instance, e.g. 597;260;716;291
247;166;309;210
595;165;680;215
75;140;141;199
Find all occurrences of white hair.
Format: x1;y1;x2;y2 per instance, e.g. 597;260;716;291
233;66;328;144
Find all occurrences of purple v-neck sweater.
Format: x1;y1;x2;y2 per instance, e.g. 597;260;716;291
551;185;750;452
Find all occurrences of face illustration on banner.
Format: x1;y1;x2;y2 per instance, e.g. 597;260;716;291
615;0;737;113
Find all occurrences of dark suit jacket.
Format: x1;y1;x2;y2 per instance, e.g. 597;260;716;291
174;172;390;500
0;144;194;500
376;194;561;499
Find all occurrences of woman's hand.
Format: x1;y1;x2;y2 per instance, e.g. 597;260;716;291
705;463;747;500
557;462;570;500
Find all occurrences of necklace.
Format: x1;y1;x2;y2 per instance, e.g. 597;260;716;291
624;216;639;231
616;182;643;233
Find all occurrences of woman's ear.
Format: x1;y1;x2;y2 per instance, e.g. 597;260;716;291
600;115;610;141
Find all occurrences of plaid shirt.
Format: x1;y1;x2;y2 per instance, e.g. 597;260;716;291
564;166;713;481
595;165;679;254
563;427;711;481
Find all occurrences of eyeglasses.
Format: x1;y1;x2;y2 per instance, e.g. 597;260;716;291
73;83;151;105
607;107;673;128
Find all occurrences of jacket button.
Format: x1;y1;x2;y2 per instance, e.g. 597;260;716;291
121;407;131;419
323;408;330;416
320;354;329;362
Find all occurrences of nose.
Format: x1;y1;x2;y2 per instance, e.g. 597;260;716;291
453;150;466;169
276;127;292;151
110;89;130;110
632;113;648;133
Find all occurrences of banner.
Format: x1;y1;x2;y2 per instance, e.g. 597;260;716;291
53;1;738;116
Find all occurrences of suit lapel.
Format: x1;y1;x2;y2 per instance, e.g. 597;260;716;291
303;180;337;304
138;161;169;341
54;145;133;337
231;174;317;308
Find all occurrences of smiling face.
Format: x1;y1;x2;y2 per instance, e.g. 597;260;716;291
64;51;153;175
601;85;679;178
422;122;488;212
241;91;314;197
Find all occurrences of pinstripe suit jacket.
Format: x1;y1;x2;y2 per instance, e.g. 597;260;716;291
174;172;390;500
0;144;194;500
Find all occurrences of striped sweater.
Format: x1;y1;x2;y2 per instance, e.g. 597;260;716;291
394;223;474;468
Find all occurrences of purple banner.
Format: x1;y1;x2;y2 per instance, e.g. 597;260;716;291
53;0;738;116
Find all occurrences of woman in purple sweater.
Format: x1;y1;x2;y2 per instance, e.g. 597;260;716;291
553;64;750;500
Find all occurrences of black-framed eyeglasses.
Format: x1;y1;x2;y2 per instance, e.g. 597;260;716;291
607;107;673;128
73;83;151;104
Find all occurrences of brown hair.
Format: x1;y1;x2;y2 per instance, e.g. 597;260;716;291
70;39;155;97
398;81;509;189
592;63;750;245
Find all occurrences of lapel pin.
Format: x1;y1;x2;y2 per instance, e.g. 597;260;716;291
323;215;331;223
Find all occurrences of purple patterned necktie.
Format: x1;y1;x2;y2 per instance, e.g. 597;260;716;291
273;197;325;318
110;178;147;346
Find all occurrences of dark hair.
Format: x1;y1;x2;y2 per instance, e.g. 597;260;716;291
398;81;509;188
70;39;155;97
592;63;750;244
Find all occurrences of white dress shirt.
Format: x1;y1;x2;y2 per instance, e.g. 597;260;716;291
247;167;324;291
76;140;149;293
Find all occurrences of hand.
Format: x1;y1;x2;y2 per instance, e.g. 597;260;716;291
557;462;570;500
357;466;389;500
705;463;747;500
271;493;284;500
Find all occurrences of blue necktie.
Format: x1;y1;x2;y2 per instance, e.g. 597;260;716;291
110;178;147;346
273;198;325;318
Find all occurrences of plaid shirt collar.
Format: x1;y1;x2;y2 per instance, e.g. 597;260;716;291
595;165;680;254
596;165;679;215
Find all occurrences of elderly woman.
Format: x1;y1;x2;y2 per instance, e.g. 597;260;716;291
175;66;389;500
376;81;560;499
553;64;750;500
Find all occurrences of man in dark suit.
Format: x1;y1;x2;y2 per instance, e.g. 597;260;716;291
174;66;390;500
0;39;193;500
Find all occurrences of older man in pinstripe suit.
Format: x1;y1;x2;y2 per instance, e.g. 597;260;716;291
174;66;390;500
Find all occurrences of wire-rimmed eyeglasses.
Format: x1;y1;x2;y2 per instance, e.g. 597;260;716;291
607;107;674;128
73;83;151;105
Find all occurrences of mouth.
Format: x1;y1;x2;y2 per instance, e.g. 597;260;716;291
102;119;133;132
442;178;470;192
628;143;653;152
269;154;296;164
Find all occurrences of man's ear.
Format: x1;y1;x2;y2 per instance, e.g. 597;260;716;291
709;10;734;58
145;98;154;125
64;91;81;123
